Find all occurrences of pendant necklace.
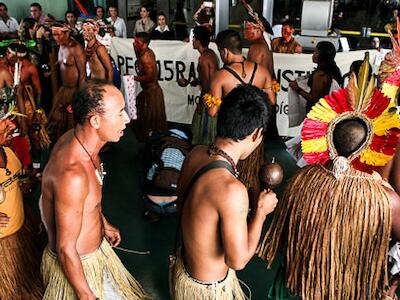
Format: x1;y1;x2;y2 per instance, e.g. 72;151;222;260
74;131;105;185
208;144;239;177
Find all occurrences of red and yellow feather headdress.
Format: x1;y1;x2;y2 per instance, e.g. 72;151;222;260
301;52;400;175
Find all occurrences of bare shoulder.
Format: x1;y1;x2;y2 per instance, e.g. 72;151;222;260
212;174;247;210
71;40;84;52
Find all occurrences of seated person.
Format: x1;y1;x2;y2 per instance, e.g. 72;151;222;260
143;128;191;221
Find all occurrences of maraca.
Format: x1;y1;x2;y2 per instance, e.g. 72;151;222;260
259;157;284;190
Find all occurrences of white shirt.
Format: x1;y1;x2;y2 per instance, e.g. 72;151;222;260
107;16;127;38
0;17;19;33
155;25;170;33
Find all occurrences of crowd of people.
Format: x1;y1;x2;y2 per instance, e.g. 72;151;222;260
0;0;400;299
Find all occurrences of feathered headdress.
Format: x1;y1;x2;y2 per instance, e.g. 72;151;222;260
240;0;273;49
302;52;400;177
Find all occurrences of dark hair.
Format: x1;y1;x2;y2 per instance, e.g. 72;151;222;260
65;10;77;21
193;26;211;47
217;84;270;141
72;79;111;124
30;2;42;10
216;29;242;54
135;31;151;44
140;6;150;12
282;20;294;29
95;6;104;14
0;3;7;10
332;118;368;157
108;5;118;12
349;60;372;79
316;41;343;86
258;15;273;35
158;12;166;19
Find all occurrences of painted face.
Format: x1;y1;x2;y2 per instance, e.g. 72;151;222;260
82;25;96;41
96;86;130;142
52;29;69;46
158;15;166;26
281;25;294;41
243;22;261;41
30;6;41;20
133;38;145;52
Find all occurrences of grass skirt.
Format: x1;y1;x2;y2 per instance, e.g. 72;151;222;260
171;249;245;300
136;84;167;142
41;238;146;300
0;207;44;300
237;142;264;190
191;105;217;145
47;86;76;142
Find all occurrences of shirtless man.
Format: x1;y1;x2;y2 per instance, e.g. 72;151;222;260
134;32;167;142
171;84;277;299
40;80;145;300
82;20;113;82
47;23;86;142
244;18;280;139
207;29;275;190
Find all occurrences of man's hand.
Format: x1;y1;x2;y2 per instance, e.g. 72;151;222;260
257;190;278;216
104;223;121;247
289;80;299;93
0;212;10;228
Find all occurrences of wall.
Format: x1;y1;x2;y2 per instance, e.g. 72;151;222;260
6;0;68;22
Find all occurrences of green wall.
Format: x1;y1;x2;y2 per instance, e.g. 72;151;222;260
7;0;68;22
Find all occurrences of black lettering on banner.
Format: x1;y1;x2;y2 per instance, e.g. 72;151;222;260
156;60;163;81
125;57;134;74
176;61;186;81
187;94;200;105
164;60;174;81
117;55;125;73
294;70;306;77
281;70;294;92
188;62;198;83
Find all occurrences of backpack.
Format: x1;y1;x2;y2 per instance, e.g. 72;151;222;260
146;130;191;194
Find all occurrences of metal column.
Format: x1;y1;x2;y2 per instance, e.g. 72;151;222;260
215;0;230;34
262;0;274;25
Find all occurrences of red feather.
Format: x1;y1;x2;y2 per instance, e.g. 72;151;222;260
324;88;352;113
369;129;400;155
384;68;400;85
302;119;329;140
303;151;330;165
363;90;390;119
351;158;376;174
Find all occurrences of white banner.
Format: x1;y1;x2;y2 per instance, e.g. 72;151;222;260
111;38;382;136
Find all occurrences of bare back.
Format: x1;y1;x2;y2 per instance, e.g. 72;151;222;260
59;40;86;88
248;41;274;76
40;130;103;254
177;146;246;282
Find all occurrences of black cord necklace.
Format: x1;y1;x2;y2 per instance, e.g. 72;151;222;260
208;144;238;177
226;56;247;78
0;147;11;176
73;130;105;185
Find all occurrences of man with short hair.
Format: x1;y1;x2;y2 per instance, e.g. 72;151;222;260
107;6;126;38
133;32;167;141
82;20;113;82
206;29;275;190
30;2;47;25
0;3;19;39
271;20;302;54
47;23;86;142
40;80;146;300
171;84;278;299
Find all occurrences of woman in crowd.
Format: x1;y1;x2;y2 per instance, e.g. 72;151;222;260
289;41;343;113
151;12;175;40
133;6;155;36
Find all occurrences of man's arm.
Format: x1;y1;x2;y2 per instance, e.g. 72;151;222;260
220;183;277;270
29;64;42;106
134;51;156;83
387;187;400;241
207;71;223;117
54;168;97;300
74;44;87;87
262;67;276;105
97;45;114;82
